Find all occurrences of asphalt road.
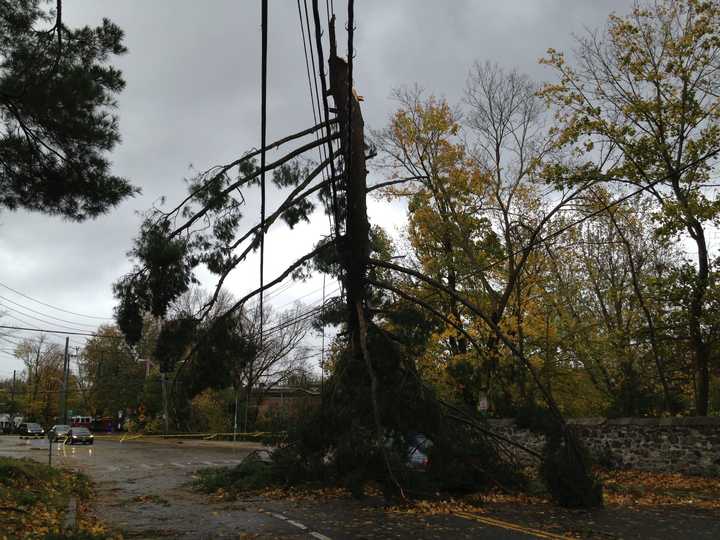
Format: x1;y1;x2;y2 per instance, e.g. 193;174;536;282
0;436;552;539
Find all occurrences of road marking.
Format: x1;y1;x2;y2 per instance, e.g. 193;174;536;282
201;461;215;466
454;511;570;539
170;462;185;468
265;511;328;538
140;464;153;470
286;519;307;530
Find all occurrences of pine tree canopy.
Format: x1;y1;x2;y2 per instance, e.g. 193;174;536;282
0;0;137;221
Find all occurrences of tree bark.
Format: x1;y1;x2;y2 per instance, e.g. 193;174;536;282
671;176;710;415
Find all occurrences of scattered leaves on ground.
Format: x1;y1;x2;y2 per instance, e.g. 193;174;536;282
386;498;482;516
599;469;720;510
0;456;119;540
129;494;170;506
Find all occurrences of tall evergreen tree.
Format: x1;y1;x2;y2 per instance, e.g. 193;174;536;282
0;0;136;220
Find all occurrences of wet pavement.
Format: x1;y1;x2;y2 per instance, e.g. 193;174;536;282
1;436;300;538
3;435;717;539
0;436;538;539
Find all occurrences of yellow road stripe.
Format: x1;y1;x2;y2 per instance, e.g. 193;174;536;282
453;511;571;540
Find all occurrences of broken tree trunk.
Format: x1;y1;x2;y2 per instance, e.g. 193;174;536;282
328;16;403;495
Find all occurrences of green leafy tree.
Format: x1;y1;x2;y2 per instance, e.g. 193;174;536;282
0;0;136;219
79;325;144;418
542;193;688;415
541;0;720;414
15;335;64;425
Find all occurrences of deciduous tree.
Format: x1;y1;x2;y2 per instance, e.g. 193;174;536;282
540;0;720;414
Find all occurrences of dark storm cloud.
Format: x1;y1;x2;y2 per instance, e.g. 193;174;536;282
0;0;634;375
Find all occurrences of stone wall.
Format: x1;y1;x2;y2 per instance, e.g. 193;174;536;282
488;417;720;476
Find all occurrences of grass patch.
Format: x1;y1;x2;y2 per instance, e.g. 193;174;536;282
0;456;115;539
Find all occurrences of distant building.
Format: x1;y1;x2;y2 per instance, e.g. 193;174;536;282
254;385;320;420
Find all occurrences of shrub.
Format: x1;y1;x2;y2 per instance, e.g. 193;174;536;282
540;428;603;508
195;453;278;493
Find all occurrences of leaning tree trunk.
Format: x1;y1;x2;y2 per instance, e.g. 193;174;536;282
673;176;711;416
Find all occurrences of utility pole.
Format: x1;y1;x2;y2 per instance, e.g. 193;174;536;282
10;370;15;409
233;389;239;442
160;371;169;435
324;10;400;491
326;14;372;398
61;337;69;425
327;14;370;341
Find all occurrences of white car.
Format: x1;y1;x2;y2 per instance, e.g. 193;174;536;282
49;425;71;441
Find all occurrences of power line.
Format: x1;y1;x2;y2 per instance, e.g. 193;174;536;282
312;0;340;239
0;331;74;353
273;282;340;311
325;0;333;28
373;149;720;315
0;281;112;320
0;294;100;328
346;0;354;229
299;0;335;239
298;0;321;138
259;0;269;352
0;302;99;334
0;325;123;339
459;157;720;284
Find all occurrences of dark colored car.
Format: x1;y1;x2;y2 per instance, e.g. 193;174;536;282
18;422;45;437
49;425;71;442
66;427;93;445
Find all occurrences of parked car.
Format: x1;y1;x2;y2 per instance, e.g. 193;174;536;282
407;433;433;471
0;413;12;434
18;422;45;437
49;425;71;442
66;427;93;445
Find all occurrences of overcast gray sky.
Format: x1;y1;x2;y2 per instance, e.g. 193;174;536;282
0;0;635;377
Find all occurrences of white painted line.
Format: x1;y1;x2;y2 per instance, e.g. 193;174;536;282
266;510;327;537
140;464;153;470
201;461;215;466
286;519;307;530
170;462;185;468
